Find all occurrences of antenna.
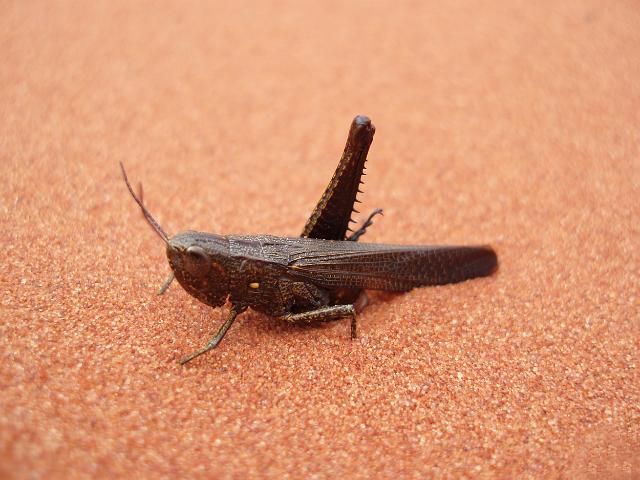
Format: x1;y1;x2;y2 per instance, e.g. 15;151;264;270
119;162;170;245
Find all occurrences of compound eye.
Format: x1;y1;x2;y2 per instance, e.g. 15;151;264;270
184;245;210;276
186;245;207;262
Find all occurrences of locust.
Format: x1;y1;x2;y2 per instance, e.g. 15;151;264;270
121;115;498;364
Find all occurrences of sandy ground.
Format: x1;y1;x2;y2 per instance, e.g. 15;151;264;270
1;1;639;478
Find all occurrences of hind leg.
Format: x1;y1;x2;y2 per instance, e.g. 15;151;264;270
346;208;383;242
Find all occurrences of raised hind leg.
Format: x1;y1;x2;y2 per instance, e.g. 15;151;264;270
346;208;383;242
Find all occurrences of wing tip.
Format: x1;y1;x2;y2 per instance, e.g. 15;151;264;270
473;245;499;277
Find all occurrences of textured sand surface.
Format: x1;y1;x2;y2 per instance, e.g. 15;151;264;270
2;1;639;478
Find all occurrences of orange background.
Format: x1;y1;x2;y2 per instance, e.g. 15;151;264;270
2;1;639;477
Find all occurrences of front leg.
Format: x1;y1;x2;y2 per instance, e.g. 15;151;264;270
281;304;357;339
180;305;246;365
157;272;175;295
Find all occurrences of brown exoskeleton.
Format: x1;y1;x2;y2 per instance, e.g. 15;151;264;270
121;116;498;364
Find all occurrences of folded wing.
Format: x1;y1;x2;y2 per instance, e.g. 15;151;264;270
288;242;498;292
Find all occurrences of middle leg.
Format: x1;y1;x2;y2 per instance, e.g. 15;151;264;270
281;304;357;339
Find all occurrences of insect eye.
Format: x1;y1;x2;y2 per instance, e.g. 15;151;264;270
186;245;206;262
184;245;210;276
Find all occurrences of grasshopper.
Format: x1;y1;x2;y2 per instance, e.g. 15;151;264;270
121;115;498;364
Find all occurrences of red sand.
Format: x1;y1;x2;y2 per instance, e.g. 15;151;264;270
1;1;639;478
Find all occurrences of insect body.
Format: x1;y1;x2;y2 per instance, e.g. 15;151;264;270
121;116;498;364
